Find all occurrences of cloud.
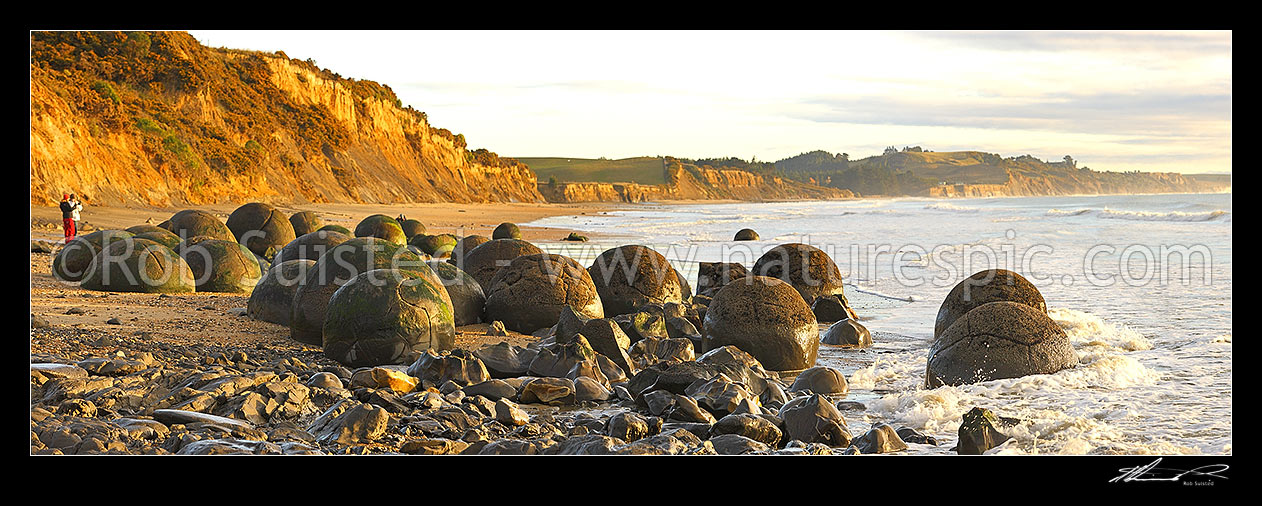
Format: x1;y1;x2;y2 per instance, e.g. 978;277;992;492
908;31;1231;56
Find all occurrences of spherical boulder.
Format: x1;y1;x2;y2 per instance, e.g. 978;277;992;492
52;230;133;282
492;222;521;240
272;230;351;265
226;202;297;261
248;259;316;326
449;235;491;269
734;228;759;241
409;233;457;258
322;268;456;368
289;211;323;237
700;276;819;372
124;225;170;236
925;301;1078;388
484;253;604;334
79;238;195;293
587;245;685;317
425;260;485;326
455;238;543;289
290;238;426;345
788;366;849;395
751;243;846;305
354;214;406;245
166;210;235;243
399;219;426;239
318;224;352;235
934;269;1047;339
179;239;263;294
821;319;872;347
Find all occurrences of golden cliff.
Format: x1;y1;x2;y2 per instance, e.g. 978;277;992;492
30;31;544;207
538;162;854;203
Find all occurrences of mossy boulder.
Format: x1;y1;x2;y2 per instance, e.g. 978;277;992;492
52;229;133;282
934;269;1047;339
696;261;748;298
318;224;352;235
734;229;759;241
409;233;458;258
124;225;169;236
226;202;297;261
248;259;316;326
588;245;684;317
751;243;846;305
399;219;426;239
492;222;521;240
354;214;406;245
80;237;195;293
289;211;323;237
700;276;819;372
925;301;1078;388
179;239;263;294
272;230;351;265
290;238;426;345
425;260;485;326
454;238;543;289
322;268;455;368
484;253;604;334
166;210;235;243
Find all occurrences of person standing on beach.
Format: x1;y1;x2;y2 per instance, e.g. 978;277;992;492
68;194;83;239
59;194;75;243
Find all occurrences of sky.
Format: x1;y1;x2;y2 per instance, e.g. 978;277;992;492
189;30;1232;174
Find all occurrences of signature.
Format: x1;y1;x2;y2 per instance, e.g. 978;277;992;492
1110;458;1230;483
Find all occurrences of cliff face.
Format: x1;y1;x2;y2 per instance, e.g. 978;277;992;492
30;31;544;207
922;167;1227;198
538;163;854;203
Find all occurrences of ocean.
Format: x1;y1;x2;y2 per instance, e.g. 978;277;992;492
526;193;1232;455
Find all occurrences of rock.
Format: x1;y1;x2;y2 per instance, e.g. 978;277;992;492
628;337;695;370
353;214;407;245
700;276;819;372
455;238;542;289
226;202;297;261
484;253;604;334
836;401;866;412
606;411;651;442
751;243;847;304
31;314;52;329
760;381;789;410
105;317;122;325
165;210;236;244
492;222;522;240
322;268;456;368
850;423;908;454
463;379;517;400
56;399;97;418
554;305;593;344
578;318;635;374
935;269;1048;339
778;394;851;447
626;361;718;398
425;260;485;326
695;261;748;298
821;318;871;347
733;228;759;241
709;433;768;454
308;400;390;445
616;311;669;343
686;373;763;417
563;232;589;242
351;367;419;394
587;245;684;316
956;407;1012;455
573;376;612;402
518;377;576;405
318;224;352;235
811;293;858;322
31;240;54;253
550;434;621;455
788;366;849;395
448;235;491;270
271;230;351;265
247;259;316;326
31;363;88;382
398;219;427;239
306;372;343;390
528;336;599;378
925;301;1078;388
76;357;147;376
179;238;263;294
667;394;716;424
79;238;195;293
486;321;507;336
65;307;86;315
151;409;253;431
410;233;458;258
896;426;938;446
473;342;535;378
288;211;323;237
401;437;468;455
712;413;783;447
289;238;425;345
130;228;182;253
640;389;677;416
595;355;628;384
494;398;530;426
406;349;490;387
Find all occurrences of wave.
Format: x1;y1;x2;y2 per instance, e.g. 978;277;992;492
1047;208;1230;222
925;203;982;213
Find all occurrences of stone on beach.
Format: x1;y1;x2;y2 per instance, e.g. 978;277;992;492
321;268;455;368
700;276;819;372
587;245;685;317
483;253;604;334
934;269;1047;339
925;301;1078;388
